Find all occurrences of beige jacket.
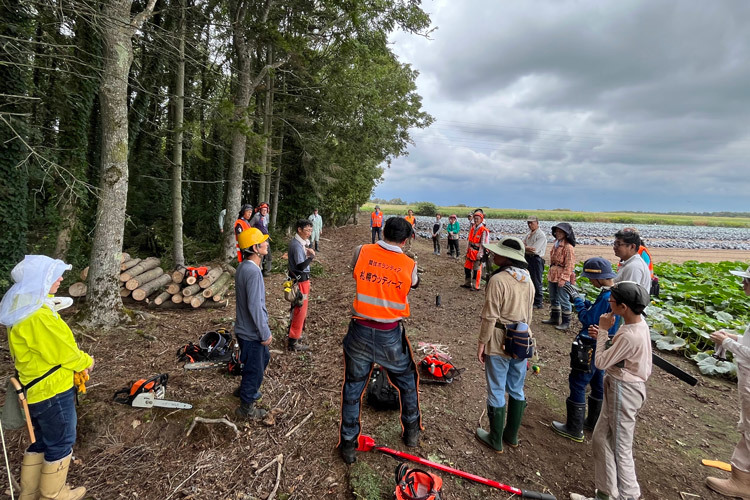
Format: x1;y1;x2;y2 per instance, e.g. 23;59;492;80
478;269;535;357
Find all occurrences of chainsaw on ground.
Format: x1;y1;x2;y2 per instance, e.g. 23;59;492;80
113;373;192;410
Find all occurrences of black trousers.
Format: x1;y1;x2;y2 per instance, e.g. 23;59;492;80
447;238;459;257
371;227;382;244
527;254;544;307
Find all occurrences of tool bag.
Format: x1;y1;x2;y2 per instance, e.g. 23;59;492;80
283;278;304;307
570;334;595;373
419;356;463;383
394;463;442;500
177;329;232;363
366;366;400;411
502;322;534;359
227;350;243;376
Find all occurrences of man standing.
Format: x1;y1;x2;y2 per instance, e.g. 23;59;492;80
251;202;272;274
233;204;254;262
234;228;273;419
404;209;416;255
309;208;323;252
370;205;383;244
287;219;315;351
462;210;490;291
475;237;535;453
613;229;651;293
338;217;421;464
523;216;547;309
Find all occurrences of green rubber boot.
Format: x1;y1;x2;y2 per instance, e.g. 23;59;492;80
503;397;527;447
476;405;505;453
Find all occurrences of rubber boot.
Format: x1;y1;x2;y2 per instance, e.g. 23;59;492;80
461;270;472;289
287;337;310;352
502;397;527;447
39;453;86;500
19;451;43;500
235;401;267;419
338;437;358;464
402;420;421;447
706;467;750;500
552;399;585;442
314;241;319;252
476;405;505;453
555;312;572;330
541;307;561;325
583;396;602;431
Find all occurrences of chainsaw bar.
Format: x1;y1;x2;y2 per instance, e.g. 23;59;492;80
183;360;226;370
130;392;192;410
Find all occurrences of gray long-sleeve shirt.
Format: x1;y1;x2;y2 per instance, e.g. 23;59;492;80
235;260;272;342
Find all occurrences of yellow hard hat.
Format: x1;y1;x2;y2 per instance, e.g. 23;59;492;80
238;228;269;250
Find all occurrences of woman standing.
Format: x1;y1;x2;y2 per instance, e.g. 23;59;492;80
445;214;461;259
706;266;750;499
542;222;576;330
0;255;93;500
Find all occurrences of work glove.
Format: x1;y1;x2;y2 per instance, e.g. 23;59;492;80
562;282;581;300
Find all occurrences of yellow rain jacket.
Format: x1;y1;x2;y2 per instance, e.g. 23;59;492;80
8;303;92;404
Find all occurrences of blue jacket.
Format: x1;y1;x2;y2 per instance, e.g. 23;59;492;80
571;288;620;340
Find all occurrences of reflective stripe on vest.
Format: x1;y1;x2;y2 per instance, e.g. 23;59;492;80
371;212;383;227
352;244;414;322
234;219;251;261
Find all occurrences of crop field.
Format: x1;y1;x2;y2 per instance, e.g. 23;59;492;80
576;260;749;378
363;203;750;228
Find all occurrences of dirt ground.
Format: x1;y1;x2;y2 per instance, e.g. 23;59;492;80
1;222;748;499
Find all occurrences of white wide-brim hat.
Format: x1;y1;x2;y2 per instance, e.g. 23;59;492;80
729;266;750;279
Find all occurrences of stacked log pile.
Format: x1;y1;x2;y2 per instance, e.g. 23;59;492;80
67;254;234;310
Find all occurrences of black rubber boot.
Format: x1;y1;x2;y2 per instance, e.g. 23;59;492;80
339;437;358;464
541;307;561;325
552;398;585;442
287;337;310;352
476;405;505;453
502;397;526;447
402;421;421;447
555;312;572;330
235;401;267;419
584;396;603;431
461;268;472;288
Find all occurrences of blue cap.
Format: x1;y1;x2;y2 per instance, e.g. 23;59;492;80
580;257;616;280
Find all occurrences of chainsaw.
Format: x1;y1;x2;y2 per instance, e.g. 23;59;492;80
113;373;192;410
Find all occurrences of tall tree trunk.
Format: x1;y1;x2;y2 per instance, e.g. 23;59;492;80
270;76;285;230
85;0;155;326
171;0;186;267
54;18;100;260
260;46;274;203
0;0;31;287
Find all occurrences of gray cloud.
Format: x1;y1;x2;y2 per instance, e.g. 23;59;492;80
377;0;750;212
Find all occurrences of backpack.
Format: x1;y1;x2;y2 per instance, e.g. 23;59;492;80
394;463;442;500
366;366;400;411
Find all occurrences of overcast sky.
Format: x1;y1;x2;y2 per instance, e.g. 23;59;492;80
375;0;750;213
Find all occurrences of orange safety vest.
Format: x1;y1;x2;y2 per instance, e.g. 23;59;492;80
371;211;383;228
639;246;654;278
234;218;251;261
466;224;488;261
352;244;415;322
404;215;415;226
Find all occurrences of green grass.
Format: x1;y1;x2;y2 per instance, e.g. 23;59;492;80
349;461;387;500
362;204;750;228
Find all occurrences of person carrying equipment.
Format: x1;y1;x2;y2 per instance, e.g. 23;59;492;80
234;203;254;261
0;255;94;500
475;237;535;453
550;257;620;443
462;210;490;291
338;217;422;464
287;219;316;351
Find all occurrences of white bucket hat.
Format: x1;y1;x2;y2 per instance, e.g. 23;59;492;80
484;237;527;263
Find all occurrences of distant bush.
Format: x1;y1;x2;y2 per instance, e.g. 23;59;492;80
414;202;438;216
